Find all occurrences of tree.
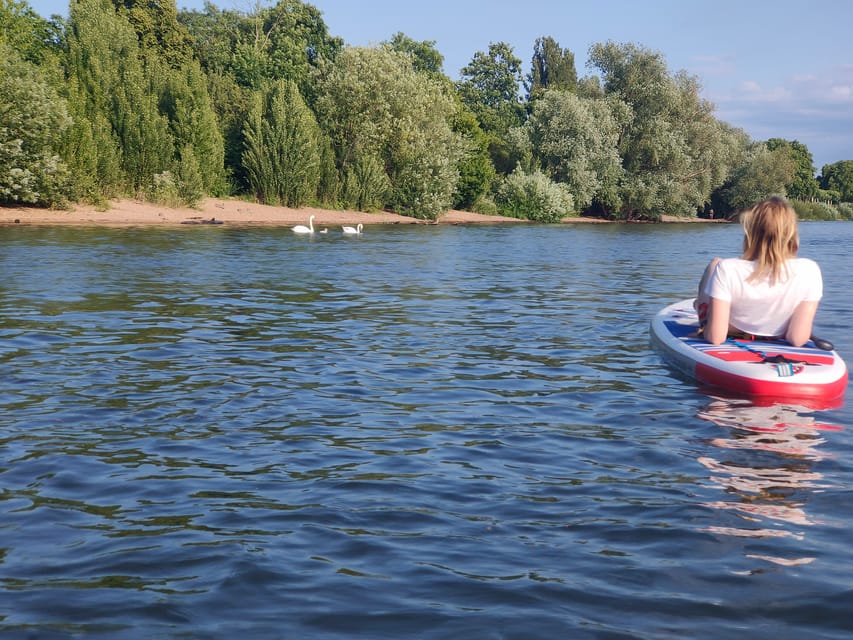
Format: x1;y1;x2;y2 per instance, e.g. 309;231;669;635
526;36;577;101
587;41;737;218
714;143;796;213
242;78;321;207
525;90;625;213
0;0;63;65
0;40;69;205
819;160;853;202
766;138;819;200
387;32;444;76
160;59;226;195
60;105;118;203
313;46;464;219
113;0;194;68
64;0;173;195
179;0;342;192
179;0;342;97
451;101;495;210
456;41;525;136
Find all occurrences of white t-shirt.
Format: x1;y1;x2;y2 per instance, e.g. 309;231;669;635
705;257;822;337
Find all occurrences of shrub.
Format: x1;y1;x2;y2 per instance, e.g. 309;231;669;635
471;194;498;216
792;200;837;221
0;41;70;206
494;168;574;222
146;171;183;208
835;202;853;221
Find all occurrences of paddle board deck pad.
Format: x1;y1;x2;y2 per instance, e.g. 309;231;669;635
650;299;848;403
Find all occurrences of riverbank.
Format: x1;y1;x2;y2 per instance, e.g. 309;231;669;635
0;197;719;227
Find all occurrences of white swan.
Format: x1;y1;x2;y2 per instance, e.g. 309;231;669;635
292;215;315;234
319;228;328;234
342;223;363;235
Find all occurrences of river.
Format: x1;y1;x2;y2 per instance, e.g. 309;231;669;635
1;221;851;639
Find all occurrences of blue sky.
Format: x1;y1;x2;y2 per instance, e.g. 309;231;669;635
27;0;853;171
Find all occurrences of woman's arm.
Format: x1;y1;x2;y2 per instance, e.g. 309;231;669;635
703;297;730;345
786;300;819;347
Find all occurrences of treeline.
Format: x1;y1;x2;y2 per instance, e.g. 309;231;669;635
2;0;852;221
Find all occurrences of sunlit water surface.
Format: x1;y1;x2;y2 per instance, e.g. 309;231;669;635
1;221;851;639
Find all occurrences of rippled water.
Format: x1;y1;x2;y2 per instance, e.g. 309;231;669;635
1;221;851;639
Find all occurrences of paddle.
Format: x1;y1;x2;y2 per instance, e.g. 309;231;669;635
811;335;834;351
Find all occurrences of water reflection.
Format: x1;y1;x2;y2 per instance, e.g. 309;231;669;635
696;396;842;565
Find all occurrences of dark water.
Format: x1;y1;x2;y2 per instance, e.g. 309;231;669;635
1;220;851;639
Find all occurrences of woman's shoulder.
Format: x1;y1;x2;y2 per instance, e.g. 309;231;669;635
791;257;822;273
717;257;752;272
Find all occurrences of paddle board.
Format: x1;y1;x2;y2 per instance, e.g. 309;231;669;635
650;299;848;404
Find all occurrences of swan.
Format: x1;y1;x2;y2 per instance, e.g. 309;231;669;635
342;223;363;235
292;215;315;234
320;228;329;234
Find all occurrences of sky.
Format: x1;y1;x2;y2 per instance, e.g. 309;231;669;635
26;0;853;171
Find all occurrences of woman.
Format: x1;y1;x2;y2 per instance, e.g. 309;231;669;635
695;196;822;347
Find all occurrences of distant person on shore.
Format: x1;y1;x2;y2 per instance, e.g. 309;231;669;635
694;196;822;346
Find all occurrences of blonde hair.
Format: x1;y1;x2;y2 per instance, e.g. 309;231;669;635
741;196;799;285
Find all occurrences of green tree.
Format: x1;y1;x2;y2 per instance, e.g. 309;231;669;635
242;78;320;207
114;0;194;68
766;138;819;200
115;58;175;194
714;143;796;213
60;76;123;203
315;132;340;206
179;0;342;96
525;90;625;213
341;150;390;212
387;32;444;75
179;0;341;192
64;0;173;195
587;41;736;218
526;36;577;101
819;160;853;202
175;143;204;205
451;101;495;210
161;59;226;195
205;70;251;192
0;0;62;65
456;41;525;139
177;3;239;75
0;40;69;205
314;46;464;220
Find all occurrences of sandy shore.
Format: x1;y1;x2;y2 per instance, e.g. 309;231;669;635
0;197;715;227
0;198;526;227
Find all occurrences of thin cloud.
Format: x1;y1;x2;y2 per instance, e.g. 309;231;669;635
690;53;736;77
710;65;853;166
729;80;792;103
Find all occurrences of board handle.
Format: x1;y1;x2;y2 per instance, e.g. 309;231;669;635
811;335;834;351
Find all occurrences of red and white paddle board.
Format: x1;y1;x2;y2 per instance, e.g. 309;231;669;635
650;299;848;404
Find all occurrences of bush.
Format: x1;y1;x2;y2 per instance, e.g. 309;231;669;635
471;194;498;216
146;171;183;208
494;168;574;222
792;200;837;221
835;202;853;221
177;146;205;207
242;79;321;207
342;152;389;212
0;42;70;206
